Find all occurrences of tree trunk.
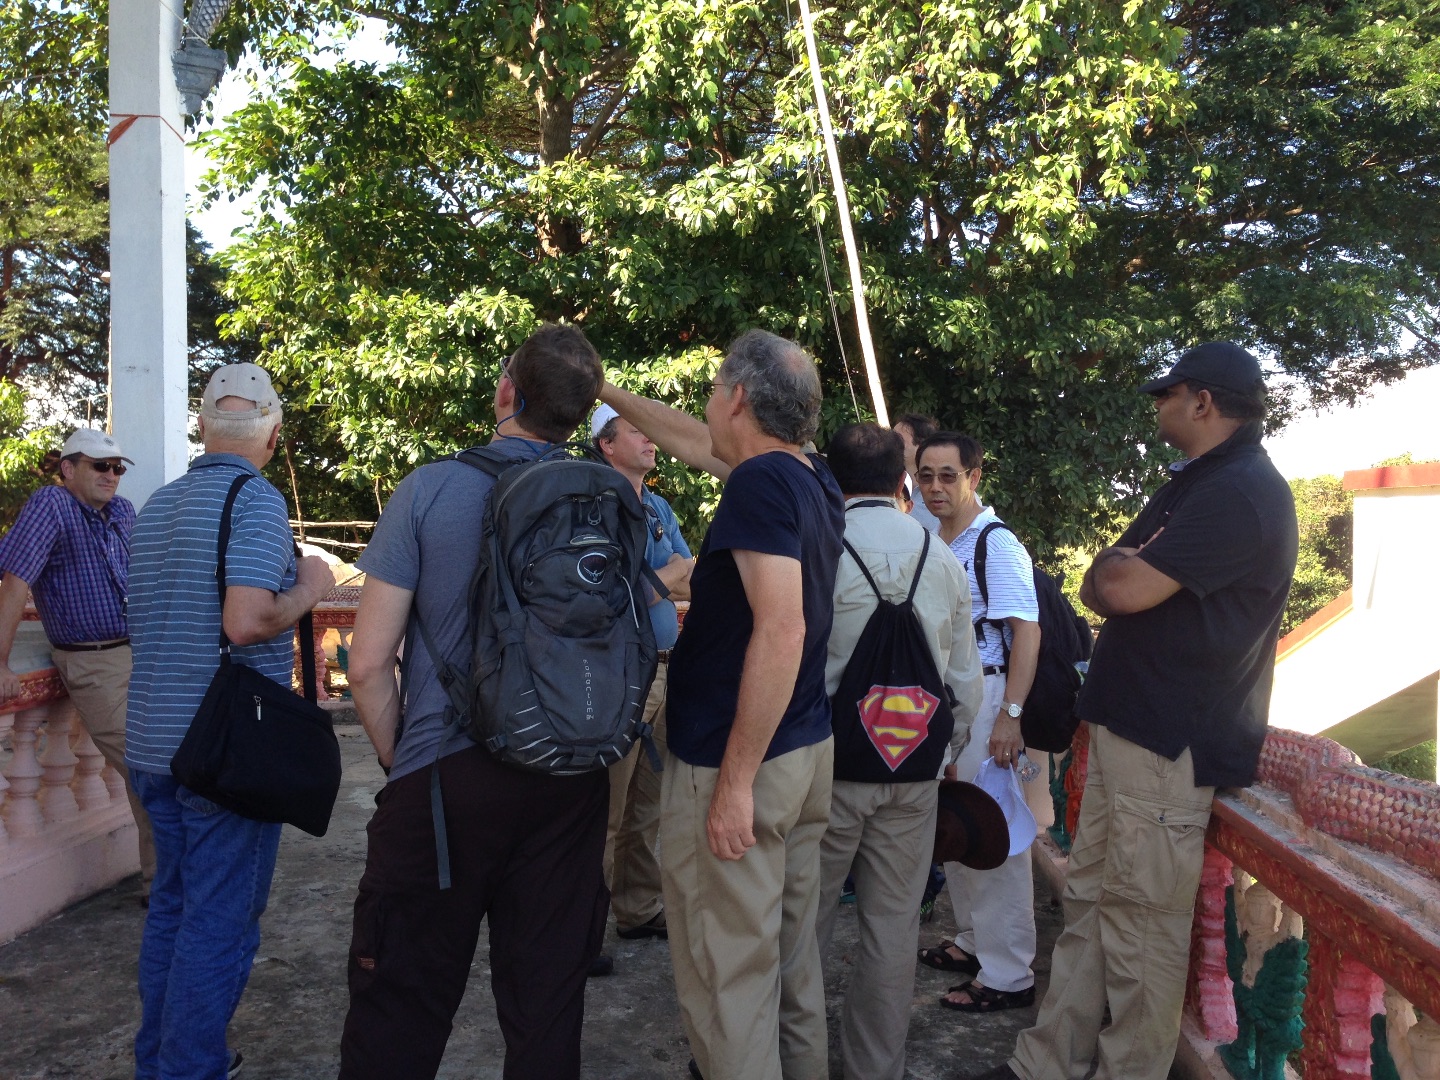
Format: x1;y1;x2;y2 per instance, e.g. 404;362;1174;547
537;93;582;257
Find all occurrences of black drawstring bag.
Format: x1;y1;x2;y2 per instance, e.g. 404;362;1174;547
170;472;342;837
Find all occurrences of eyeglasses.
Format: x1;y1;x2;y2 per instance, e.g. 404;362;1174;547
85;460;127;476
916;469;969;485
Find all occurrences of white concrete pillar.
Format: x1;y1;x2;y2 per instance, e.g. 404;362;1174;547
108;0;190;509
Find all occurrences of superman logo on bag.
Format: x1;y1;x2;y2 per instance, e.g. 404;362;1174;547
856;685;938;770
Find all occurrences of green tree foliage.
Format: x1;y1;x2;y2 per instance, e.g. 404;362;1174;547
1282;473;1353;635
0;379;57;537
1372;740;1436;782
0;0;258;418
0;0;380;528
201;0;1439;548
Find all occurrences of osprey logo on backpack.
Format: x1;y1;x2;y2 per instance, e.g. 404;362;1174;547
858;685;940;770
576;550;609;585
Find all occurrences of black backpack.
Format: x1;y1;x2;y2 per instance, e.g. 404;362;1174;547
831;513;958;783
973;521;1093;753
415;443;662;774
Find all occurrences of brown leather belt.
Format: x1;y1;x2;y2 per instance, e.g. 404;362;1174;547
53;638;129;653
656;649;672;664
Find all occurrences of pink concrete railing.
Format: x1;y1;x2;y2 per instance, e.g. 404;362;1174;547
0;667;141;942
1051;726;1440;1079
1;595;360;943
302;590;361;700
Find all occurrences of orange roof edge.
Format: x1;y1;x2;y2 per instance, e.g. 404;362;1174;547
1276;589;1352;659
1343;463;1440;492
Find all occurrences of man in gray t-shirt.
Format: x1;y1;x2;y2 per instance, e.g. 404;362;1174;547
354;436;537;781
338;324;608;1080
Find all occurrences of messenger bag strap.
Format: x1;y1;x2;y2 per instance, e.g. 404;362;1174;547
214;472;255;658
214;471;319;705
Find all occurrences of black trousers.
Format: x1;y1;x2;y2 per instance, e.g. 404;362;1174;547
338;744;610;1080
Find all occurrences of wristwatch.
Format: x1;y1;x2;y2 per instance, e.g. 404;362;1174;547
1002;701;1023;718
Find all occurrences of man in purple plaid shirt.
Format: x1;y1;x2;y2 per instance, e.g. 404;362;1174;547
0;427;155;899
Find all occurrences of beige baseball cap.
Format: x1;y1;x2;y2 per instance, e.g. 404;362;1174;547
61;428;134;464
201;363;281;419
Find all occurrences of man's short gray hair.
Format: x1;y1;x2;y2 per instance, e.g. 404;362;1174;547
718;330;822;447
203;399;284;445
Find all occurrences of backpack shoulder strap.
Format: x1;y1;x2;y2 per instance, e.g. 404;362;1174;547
972;519;1010;610
841;539;884;602
454;445;510;478
905;528;931;605
409;609;469;723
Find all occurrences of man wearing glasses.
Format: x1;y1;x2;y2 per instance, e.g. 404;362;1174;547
591;403;694;956
0;428;155;901
914;432;1042;1015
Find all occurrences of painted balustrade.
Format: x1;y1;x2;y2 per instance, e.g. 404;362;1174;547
0;595;360;944
1049;725;1440;1079
0;666;142;942
307;589;361;700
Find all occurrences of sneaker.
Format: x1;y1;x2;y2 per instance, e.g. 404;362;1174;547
839;873;856;905
227;1050;244;1079
919;862;946;923
587;954;614;978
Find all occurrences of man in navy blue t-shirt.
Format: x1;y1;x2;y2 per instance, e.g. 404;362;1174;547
602;330;844;1080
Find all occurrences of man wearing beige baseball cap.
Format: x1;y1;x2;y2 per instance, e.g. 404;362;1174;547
0;427;156;901
124;362;336;1079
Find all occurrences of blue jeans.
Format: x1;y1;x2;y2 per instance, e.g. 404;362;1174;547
131;769;282;1080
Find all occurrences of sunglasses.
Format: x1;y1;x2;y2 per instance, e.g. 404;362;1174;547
85;460;128;476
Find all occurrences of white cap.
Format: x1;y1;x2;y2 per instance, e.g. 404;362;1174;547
590;403;620;440
61;428;133;464
202;363;281;419
973;757;1039;857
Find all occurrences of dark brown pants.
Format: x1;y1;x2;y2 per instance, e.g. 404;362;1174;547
338;744;610;1080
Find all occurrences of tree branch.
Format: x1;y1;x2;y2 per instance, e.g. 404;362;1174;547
576;81;629;159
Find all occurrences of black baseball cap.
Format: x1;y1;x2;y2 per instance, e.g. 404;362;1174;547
1139;341;1264;397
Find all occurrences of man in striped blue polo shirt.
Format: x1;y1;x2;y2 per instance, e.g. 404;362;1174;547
125;364;335;1080
0;428;155;898
914;432;1043;1015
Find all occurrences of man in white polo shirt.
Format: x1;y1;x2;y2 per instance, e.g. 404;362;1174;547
914;431;1041;1013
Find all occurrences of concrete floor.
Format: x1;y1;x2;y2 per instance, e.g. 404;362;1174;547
0;727;1063;1079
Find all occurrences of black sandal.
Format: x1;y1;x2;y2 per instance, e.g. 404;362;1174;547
940;980;1035;1012
917;940;981;974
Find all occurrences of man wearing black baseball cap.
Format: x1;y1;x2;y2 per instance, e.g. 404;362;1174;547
1137;339;1266;397
971;342;1298;1080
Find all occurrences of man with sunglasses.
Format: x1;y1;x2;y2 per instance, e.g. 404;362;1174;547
591;403;694;955
0;428;155;900
914;432;1042;1015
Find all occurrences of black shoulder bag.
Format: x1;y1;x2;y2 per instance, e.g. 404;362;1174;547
170;472;342;837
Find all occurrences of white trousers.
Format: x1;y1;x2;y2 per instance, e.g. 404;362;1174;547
943;672;1037;993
